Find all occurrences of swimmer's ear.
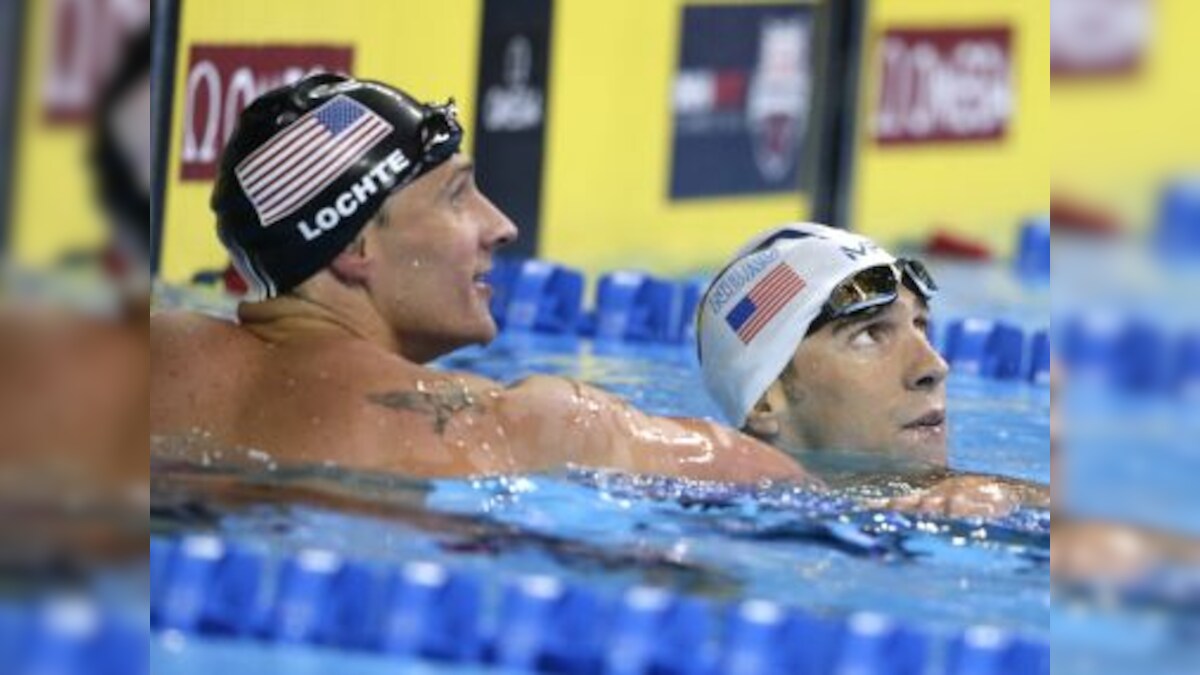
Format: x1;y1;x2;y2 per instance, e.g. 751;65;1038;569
329;234;371;285
743;394;781;441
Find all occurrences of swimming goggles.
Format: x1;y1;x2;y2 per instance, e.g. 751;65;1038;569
419;100;464;165
807;259;938;335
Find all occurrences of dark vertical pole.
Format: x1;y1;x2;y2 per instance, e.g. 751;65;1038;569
471;0;554;259
810;0;867;229
0;0;28;258
150;0;182;275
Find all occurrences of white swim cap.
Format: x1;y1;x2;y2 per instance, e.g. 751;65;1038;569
697;223;896;427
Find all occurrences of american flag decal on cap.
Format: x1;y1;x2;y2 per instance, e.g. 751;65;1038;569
235;95;393;227
724;263;806;344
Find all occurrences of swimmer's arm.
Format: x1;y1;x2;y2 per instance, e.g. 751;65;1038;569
987;474;1050;508
877;472;1049;518
496;376;817;485
907;470;1050;507
1051;519;1200;584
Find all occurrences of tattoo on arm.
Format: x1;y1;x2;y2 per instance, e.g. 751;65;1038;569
367;381;481;435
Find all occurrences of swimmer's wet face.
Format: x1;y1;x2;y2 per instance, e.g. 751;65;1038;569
750;286;949;464
359;154;517;357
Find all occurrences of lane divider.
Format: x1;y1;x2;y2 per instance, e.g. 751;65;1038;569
1060;313;1200;397
0;597;146;675
149;534;1050;675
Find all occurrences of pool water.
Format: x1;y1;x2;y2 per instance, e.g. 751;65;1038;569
152;319;1052;673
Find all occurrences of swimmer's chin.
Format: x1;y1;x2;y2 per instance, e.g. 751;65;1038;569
895;427;948;466
479;314;500;343
458;304;501;346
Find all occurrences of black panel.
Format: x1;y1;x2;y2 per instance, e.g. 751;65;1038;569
150;0;182;274
471;0;554;258
0;0;28;256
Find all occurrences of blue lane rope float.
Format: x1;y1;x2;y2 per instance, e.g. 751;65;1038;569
149;534;1050;675
1058;312;1200;396
581;271;705;344
1156;176;1200;261
1014;216;1051;282
502;260;585;334
1029;330;1051;385
942;319;1026;381
591;271;675;343
3;597;147;675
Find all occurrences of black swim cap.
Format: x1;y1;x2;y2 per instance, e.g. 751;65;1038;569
212;73;463;298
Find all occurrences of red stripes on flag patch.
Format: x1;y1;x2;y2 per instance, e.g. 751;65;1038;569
734;264;806;344
235;96;393;227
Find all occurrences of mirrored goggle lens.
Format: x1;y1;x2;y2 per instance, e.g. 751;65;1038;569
827;265;899;316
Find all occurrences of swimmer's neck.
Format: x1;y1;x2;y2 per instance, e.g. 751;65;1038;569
748;433;950;482
797;451;951;487
237;291;414;358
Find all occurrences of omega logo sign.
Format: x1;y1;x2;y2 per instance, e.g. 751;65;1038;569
179;45;354;181
873;27;1012;145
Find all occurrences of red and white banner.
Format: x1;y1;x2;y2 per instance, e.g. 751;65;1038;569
1051;0;1150;78
40;0;151;125
872;27;1012;146
178;45;354;181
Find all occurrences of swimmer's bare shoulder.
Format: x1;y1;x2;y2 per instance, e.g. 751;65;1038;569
500;376;814;483
150;313;440;472
1;305;145;484
151;312;812;484
358;370;815;484
151;311;259;426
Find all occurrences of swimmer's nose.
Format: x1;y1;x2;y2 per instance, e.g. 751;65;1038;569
481;195;518;251
907;331;949;392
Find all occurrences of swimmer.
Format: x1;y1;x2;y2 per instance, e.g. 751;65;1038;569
151;74;812;485
697;223;1049;517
